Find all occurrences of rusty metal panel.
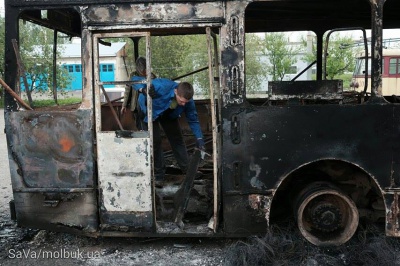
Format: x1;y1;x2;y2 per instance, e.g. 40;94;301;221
81;29;94;109
385;192;400;237
10;0;224;7
97;132;154;231
221;104;398;232
222;104;395;193
14;191;98;234
7;110;94;189
97;132;152;212
392;108;400;187
223;194;272;234
268;80;343;101
220;2;246;107
82;2;224;27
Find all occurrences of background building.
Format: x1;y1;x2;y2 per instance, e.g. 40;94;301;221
60;38;128;91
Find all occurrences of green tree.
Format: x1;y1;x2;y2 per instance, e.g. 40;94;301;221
19;20;71;104
124;33;269;96
139;35;190;79
131;35;212;95
325;35;357;79
245;33;267;93
301;34;317;74
147;35;208;93
262;33;300;81
302;33;359;80
182;34;268;95
181;34;211;95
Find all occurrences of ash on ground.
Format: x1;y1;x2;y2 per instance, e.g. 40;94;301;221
1;218;400;265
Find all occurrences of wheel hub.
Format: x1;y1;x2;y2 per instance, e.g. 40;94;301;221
311;203;342;232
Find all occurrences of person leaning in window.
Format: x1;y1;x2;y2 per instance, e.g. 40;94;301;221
121;57;155;130
136;79;205;181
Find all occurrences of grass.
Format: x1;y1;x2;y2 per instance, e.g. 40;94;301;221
337;73;353;89
0;97;81;109
309;73;353;89
27;97;82;108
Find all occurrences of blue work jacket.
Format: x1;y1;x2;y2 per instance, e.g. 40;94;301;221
133;78;203;139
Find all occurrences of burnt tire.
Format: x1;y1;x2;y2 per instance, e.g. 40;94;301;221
294;182;359;246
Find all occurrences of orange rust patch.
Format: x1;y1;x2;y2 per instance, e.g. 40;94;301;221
59;135;75;152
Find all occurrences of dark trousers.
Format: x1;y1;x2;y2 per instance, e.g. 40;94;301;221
134;108;148;131
153;116;189;180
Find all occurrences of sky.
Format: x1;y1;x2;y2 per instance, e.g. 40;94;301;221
0;1;3;16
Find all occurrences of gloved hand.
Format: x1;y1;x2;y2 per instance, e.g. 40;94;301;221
141;85;157;98
196;138;205;151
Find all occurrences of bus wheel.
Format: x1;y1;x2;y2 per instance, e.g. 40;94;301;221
294;182;359;246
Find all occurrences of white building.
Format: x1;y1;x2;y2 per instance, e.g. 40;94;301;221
59;39;128;92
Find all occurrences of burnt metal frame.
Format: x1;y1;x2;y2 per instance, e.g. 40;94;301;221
93;31;155;231
4;0;400;239
323;27;369;98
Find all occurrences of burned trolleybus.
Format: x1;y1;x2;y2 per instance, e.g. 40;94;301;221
3;0;400;246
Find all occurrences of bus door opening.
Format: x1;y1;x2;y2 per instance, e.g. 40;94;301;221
93;32;154;232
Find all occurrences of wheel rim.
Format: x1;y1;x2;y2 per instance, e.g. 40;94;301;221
296;182;359;246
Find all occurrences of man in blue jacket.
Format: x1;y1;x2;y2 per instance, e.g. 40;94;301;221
136;79;205;181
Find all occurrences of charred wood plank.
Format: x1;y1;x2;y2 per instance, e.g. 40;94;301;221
173;149;202;228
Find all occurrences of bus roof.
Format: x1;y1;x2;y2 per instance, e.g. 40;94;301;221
7;0;400;35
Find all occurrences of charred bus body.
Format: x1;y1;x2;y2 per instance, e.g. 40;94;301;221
3;0;400;246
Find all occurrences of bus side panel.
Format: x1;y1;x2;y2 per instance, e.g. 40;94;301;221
7;110;95;188
13;192;98;233
221;104;395;234
386;107;400;236
6;110;98;233
223;194;272;234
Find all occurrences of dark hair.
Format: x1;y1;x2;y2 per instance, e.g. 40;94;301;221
135;57;146;76
177;82;194;100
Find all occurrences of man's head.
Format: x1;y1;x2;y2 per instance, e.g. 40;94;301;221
174;82;194;106
135;57;146;76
